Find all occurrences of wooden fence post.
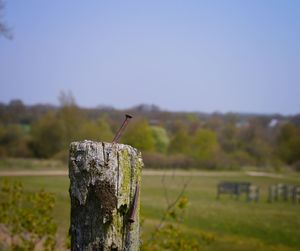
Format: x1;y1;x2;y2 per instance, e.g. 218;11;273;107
69;140;143;251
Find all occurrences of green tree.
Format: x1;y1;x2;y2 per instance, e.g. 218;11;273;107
122;119;154;151
246;138;272;166
190;129;219;164
31;112;64;158
57;91;85;148
277;123;300;164
236;119;273;166
219;123;239;153
78;117;113;142
0;124;32;157
168;126;191;155
151;126;170;153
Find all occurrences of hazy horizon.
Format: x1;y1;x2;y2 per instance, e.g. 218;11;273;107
1;1;299;115
2;97;298;117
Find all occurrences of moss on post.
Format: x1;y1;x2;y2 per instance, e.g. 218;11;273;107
69;140;143;251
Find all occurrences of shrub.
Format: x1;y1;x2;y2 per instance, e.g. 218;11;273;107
141;196;215;251
0;180;57;250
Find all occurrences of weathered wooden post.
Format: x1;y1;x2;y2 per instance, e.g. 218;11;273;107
69;140;143;251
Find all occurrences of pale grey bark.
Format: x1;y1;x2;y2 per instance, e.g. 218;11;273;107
69;140;143;251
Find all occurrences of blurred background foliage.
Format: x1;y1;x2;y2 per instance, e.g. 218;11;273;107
0;180;57;250
0;93;300;171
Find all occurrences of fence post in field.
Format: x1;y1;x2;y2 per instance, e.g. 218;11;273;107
69;140;143;251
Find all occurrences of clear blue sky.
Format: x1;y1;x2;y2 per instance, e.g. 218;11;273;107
0;1;299;114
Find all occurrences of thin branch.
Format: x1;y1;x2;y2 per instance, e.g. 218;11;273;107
0;0;12;40
147;173;191;243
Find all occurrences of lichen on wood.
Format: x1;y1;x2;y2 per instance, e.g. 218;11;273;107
69;140;143;251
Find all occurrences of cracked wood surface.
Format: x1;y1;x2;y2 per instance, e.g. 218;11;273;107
69;140;143;251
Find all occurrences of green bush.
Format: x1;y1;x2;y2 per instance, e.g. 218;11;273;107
142;196;214;251
0;180;57;250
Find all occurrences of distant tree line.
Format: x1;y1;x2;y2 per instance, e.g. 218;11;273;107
0;96;300;171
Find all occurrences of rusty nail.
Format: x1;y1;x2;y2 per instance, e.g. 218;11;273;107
112;114;132;143
128;184;139;223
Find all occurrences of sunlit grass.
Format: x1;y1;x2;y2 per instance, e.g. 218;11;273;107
0;158;65;171
1;164;300;251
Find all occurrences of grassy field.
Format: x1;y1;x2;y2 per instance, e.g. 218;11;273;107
0;160;300;250
0;158;66;171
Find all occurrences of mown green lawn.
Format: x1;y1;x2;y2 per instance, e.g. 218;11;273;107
1;166;300;251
